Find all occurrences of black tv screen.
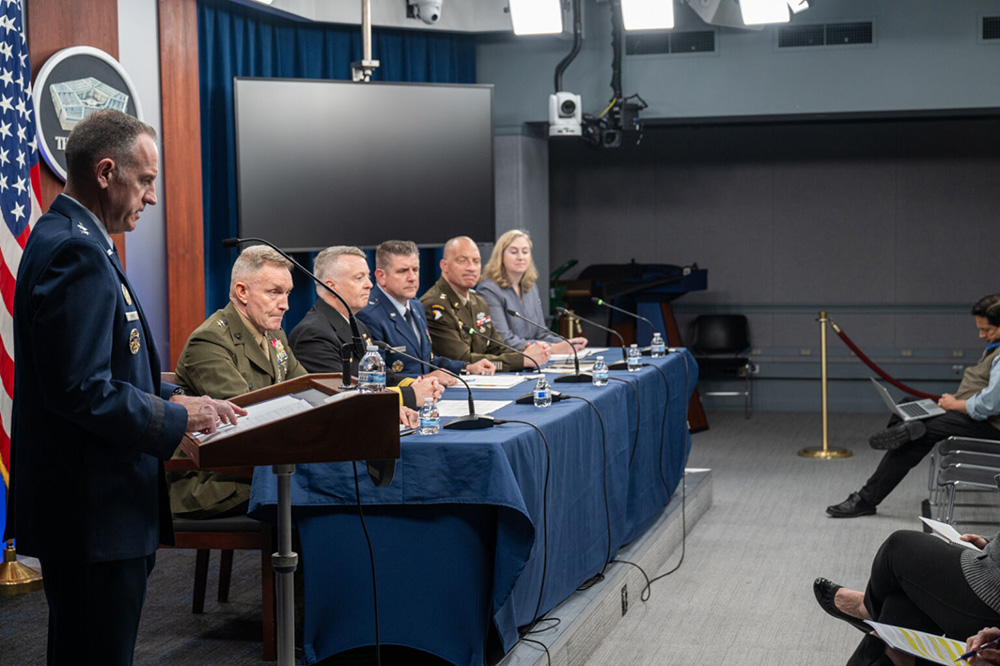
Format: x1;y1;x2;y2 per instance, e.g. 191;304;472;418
234;78;495;251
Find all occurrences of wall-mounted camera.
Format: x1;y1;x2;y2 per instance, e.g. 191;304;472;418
407;0;442;24
549;91;582;137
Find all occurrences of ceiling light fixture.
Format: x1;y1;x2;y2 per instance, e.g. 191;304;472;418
739;0;790;25
509;0;564;36
621;0;674;31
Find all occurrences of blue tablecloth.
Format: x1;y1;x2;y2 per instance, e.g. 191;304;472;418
249;351;696;666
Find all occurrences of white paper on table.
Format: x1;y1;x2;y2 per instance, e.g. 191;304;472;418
194;394;313;442
436;399;511;418
549;347;609;363
541;363;596;375
865;621;967;665
460;374;530;389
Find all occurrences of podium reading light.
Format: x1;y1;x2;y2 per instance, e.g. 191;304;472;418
739;0;790;25
509;0;564;35
621;0;674;31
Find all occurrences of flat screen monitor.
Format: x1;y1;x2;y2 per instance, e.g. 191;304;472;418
234;78;495;251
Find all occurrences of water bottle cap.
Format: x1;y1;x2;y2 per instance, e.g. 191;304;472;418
367;345;379;352
424;397;433;404
596;355;603;361
654;332;661;337
630;343;638;348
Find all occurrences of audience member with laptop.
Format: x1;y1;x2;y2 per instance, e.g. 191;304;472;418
827;294;1000;518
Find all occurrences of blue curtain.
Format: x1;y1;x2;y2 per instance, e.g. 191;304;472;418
197;0;475;326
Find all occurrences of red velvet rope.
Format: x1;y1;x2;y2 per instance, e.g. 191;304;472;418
832;326;941;401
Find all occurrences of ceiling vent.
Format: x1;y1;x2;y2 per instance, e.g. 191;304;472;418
778;21;873;48
626;29;716;56
983;16;1000;40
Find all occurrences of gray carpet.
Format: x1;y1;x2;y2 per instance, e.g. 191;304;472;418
2;411;994;665
580;411;1000;666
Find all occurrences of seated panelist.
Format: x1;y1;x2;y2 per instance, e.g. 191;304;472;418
421;236;551;372
357;240;495;385
170;245;307;519
478;229;587;356
288;245;442;408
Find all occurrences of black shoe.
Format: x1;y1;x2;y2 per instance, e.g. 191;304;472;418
813;578;871;633
868;420;926;451
826;492;876;518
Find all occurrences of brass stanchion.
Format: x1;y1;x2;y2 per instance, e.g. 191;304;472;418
0;539;43;596
799;311;852;459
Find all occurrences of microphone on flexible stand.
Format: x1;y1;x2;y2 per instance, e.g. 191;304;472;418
591;296;656;355
372;341;495;430
465;327;542;374
556;307;628;364
223;236;361;388
505;309;590;384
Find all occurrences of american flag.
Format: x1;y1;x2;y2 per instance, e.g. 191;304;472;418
0;0;42;539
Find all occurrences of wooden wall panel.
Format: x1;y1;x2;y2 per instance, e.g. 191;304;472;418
26;0;126;259
158;0;205;368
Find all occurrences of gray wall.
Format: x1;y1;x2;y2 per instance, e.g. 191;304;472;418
119;0;170;365
478;0;1000;130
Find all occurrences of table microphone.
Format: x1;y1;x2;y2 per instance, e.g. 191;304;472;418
465;327;543;373
591;297;656;355
505;309;591;384
556;307;628;363
372;341;495;430
223;236;361;388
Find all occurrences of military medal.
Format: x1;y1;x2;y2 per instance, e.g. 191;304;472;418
121;284;132;305
271;338;289;365
392;360;404;373
129;328;140;354
475;312;491;333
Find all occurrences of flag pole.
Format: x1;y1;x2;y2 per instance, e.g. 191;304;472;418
0;539;43;596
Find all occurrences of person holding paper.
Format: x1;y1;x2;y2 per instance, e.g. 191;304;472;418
815;529;1000;665
477;229;586;355
965;627;1000;665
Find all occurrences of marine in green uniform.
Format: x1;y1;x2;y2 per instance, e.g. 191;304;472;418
420;236;551;372
169;245;307;519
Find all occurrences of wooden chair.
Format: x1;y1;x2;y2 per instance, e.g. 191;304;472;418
162;374;277;661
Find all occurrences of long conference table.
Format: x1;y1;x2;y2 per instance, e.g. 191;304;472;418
249;351;697;666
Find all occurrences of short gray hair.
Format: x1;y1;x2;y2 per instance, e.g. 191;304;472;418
64;110;156;184
314;245;367;287
229;245;292;298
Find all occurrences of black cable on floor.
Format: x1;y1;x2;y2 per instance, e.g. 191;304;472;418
495;418;552;628
351;461;382;666
518;636;553;666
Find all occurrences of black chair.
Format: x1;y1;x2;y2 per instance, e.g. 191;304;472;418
690;314;754;418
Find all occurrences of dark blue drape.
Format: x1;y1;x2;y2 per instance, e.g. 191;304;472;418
198;0;474;326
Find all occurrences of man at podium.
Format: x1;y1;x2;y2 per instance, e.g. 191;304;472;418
170;244;308;519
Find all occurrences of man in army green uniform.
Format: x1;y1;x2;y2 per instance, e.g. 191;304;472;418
420;236;551;372
169;245;307;519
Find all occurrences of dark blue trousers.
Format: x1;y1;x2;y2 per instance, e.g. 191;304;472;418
41;553;156;666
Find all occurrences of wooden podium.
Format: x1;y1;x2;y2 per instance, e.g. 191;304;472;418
179;373;400;666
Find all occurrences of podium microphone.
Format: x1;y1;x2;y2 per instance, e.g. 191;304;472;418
506;309;590;384
371;341;495;430
223;236;361;387
465;327;541;373
556;307;628;363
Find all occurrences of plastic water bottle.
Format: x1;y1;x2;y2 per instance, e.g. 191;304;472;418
651;332;666;358
358;345;386;393
592;355;609;387
418;397;440;435
627;344;642;372
533;374;552;408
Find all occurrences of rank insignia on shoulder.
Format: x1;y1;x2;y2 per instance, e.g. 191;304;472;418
392;360;404;373
129;328;141;354
121;283;132;305
216;319;227;328
76;222;89;235
440;293;447;299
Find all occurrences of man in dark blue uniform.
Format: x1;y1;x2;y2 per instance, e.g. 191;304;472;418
4;110;243;665
358;240;494;382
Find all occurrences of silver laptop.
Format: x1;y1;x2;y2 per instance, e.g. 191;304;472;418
869;377;946;421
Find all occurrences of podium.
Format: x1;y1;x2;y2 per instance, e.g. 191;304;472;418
178;373;400;666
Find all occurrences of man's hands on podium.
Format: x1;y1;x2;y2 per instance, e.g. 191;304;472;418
172;394;248;435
